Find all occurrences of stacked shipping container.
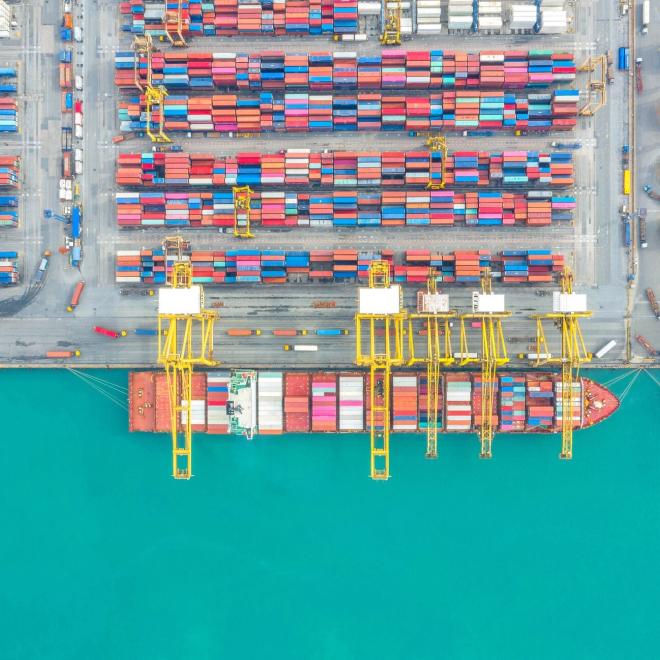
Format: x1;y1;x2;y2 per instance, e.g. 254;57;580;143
118;90;579;134
0;250;18;286
120;0;359;38
284;372;310;432
338;374;364;431
0;156;20;188
311;373;337;431
115;189;575;228
116;50;576;91
116;149;574;188
207;371;231;434
258;372;284;433
392;374;418;432
115;248;564;286
0;194;18;227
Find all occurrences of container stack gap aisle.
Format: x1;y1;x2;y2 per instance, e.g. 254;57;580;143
458;268;511;458
355;261;407;479
530;266;592;459
407;269;456;459
158;236;218;479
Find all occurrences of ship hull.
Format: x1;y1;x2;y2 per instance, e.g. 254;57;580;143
128;370;619;436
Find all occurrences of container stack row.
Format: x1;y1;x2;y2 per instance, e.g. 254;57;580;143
115;49;576;91
0;67;16;133
115;248;565;286
418;373;442;432
120;0;359;38
258;372;284;433
0;194;18;227
526;375;555;429
284;372;310;432
311;373;337;432
207;372;232;434
0;250;18;286
554;381;582;426
116;149;574;188
392;375;418;432
444;374;472;432
338;374;364;432
499;375;526;431
0;156;20;188
115;189;575;228
118;89;579;134
472;375;499;429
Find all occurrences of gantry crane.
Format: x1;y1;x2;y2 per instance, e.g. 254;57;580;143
530;266;592;459
407;269;455;458
133;36;171;143
458;268;510;458
158;236;218;479
380;0;402;45
133;36;153;91
578;55;607;116
164;0;187;47
426;135;448;189
232;185;254;238
355;260;407;479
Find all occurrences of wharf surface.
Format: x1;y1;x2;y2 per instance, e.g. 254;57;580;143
0;0;657;371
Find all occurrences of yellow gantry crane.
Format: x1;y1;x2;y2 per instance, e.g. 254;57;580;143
232;185;254;238
530;266;592;459
407;269;455;458
158;236;218;479
426;135;448;189
578;55;607;116
164;0;187;46
355;260;407;479
458;268;510;458
133;36;171;143
380;0;402;45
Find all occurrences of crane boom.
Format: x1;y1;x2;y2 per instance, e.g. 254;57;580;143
355;261;406;479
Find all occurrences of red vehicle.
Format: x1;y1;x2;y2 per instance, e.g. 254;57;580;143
93;325;126;339
74;99;82;114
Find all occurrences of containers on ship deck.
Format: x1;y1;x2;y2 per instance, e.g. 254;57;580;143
418;372;443;432
118;90;577;135
472;375;499;429
392;373;418;431
116;149;573;189
258;371;284;434
499;375;526;431
207;371;231;434
154;372;207;433
339;373;364;431
115;189;575;229
284;372;311;432
117;49;576;91
525;374;555;429
554;380;582;428
445;373;472;431
119;0;359;38
311;373;337;432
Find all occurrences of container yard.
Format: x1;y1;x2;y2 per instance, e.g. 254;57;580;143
0;0;657;482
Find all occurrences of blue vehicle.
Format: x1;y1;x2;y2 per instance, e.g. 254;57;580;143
60;27;72;41
59;50;72;63
315;328;349;336
134;328;159;336
618;47;630;71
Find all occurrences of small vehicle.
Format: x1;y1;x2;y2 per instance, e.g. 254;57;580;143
93;326;127;339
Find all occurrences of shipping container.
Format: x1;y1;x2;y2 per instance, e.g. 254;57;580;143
0;249;19;286
66;280;85;311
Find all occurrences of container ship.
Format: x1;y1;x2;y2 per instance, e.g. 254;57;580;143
129;370;619;438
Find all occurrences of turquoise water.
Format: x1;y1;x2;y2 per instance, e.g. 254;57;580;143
1;368;659;660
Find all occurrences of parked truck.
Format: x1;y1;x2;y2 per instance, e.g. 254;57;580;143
283;345;319;351
315;328;349;336
595;340;617;359
93;326;127;339
636;335;657;357
635;58;643;94
272;329;308;337
46;350;81;358
66;280;85;311
646;288;660;320
643;185;660;201
642;0;650;34
638;208;648;248
618;47;630;71
226;328;261;336
35;252;51;282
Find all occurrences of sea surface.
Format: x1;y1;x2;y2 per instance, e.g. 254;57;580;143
0;368;658;660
